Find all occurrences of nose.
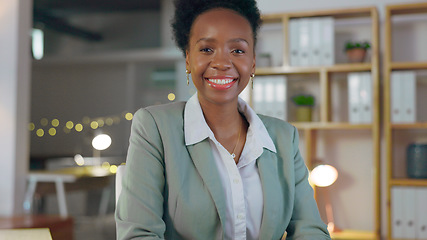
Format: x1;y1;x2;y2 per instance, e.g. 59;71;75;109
210;49;232;70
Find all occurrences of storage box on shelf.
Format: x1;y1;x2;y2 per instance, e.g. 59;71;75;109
384;3;427;239
251;7;380;239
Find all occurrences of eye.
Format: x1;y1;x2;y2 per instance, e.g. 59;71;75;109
200;48;213;53
232;49;245;54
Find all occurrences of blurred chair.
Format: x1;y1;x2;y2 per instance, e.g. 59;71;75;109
115;165;126;205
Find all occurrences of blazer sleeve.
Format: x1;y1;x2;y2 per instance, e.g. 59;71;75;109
286;126;331;240
115;108;166;240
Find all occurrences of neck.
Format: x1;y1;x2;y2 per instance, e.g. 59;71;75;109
197;95;242;136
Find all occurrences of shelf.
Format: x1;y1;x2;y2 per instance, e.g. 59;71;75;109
287;7;374;19
256;63;372;76
261;7;374;22
390;178;427;186
257;7;380;238
292;122;372;130
388;2;427;15
33;47;183;66
389;61;427;70
390;122;427;129
330;229;377;240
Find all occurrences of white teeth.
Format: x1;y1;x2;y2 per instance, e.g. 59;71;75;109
207;78;234;85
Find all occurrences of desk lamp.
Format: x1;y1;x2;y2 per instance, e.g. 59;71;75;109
92;133;112;159
310;164;339;233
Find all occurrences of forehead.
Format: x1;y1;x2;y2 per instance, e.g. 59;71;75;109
189;8;254;43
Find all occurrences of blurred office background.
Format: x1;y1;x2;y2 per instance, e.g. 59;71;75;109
2;0;427;239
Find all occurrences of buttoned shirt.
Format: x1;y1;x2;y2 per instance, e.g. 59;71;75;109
184;94;276;240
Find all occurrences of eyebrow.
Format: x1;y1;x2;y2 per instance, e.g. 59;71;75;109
195;37;249;45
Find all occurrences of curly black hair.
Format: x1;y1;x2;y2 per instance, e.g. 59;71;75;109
171;0;262;56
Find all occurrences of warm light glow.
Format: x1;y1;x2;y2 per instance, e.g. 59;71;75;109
97;119;104;127
48;128;56;136
110;165;118;174
32;28;44;60
75;124;83;132
74;154;85;166
51;119;59;127
90;121;99;129
168;93;176;101
66;121;74;129
92;134;112;151
106;118;114;126
36;129;44;137
40;118;48;126
310;164;338;187
125;113;133;121
101;161;111;169
28;123;35;131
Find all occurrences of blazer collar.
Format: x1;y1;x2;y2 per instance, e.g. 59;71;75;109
186;139;228;238
257;149;292;239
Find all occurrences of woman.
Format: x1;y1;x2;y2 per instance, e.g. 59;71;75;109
115;0;331;239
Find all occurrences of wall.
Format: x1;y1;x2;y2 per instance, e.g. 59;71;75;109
0;0;32;216
42;11;161;57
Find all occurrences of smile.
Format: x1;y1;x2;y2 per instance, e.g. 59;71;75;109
205;78;237;90
207;78;235;85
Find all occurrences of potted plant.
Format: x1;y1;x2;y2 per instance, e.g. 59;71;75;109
291;94;315;122
344;41;370;63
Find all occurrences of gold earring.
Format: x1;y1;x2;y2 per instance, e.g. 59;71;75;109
186;70;190;86
250;73;255;89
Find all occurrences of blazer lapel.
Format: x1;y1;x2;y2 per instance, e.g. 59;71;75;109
257;149;291;239
186;139;227;236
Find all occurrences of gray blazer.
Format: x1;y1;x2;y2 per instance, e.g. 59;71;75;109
115;102;330;240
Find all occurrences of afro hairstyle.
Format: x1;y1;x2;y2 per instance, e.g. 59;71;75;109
171;0;262;56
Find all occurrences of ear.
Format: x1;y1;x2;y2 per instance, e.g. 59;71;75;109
185;50;190;72
251;53;256;74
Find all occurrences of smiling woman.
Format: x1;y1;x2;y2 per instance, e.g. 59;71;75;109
115;0;331;239
186;8;255;108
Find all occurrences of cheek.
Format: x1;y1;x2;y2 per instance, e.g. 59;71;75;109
190;55;209;73
236;58;254;74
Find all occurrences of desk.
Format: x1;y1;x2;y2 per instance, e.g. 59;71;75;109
24;166;114;217
0;215;73;240
0;228;52;240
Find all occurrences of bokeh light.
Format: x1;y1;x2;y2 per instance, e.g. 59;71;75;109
66;121;74;129
75;124;83;132
125;113;133;121
168;93;176;101
106;118;114;126
48;128;56;136
90;121;99;129
51;119;59;127
97;119;105;127
92;134;112;150
28;123;35;131
40;118;48;126
36;129;44;137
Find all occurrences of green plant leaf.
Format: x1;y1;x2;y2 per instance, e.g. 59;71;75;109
291;95;315;106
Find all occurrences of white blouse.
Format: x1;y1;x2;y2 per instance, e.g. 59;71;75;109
184;94;276;240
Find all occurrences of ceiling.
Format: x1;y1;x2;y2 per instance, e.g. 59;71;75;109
34;0;161;14
33;0;161;41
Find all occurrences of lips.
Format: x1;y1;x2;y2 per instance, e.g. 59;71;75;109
205;77;237;90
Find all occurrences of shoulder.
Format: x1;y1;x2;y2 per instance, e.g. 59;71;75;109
132;102;186;138
257;114;296;139
134;102;185;123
